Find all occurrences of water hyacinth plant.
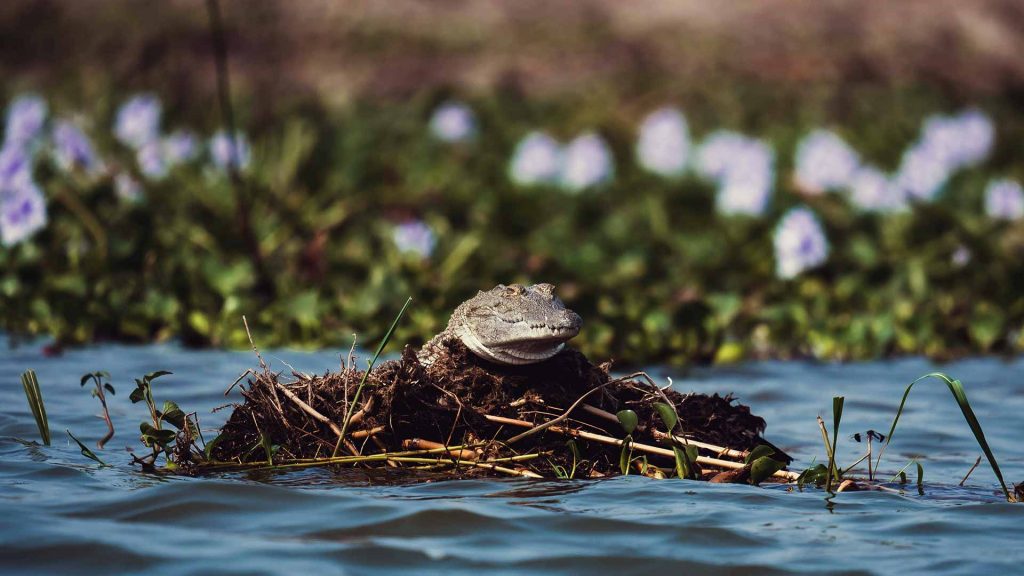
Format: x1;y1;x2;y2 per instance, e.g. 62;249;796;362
793;129;859;194
210;129;251;171
137;139;169;180
636;107;690;178
509;131;562;186
114;94;162;149
773;207;829;279
113;172;142;202
51;120;103;175
4;94;47;147
983;179;1024;221
392;219;436;259
560;132;613;192
429;101;476;143
162;130;200;166
715;139;774;216
847;167;906;213
0;180;47;247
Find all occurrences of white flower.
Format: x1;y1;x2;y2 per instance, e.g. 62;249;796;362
114;173;142;202
716;139;775;216
114;94;162;149
429;101;475;143
560;132;614;192
984;178;1024;220
210;130;251;172
508;131;563;186
0;180;47;247
793;129;860;194
694;130;748;180
392;219;436;258
774;207;829;279
636;107;689;177
894;143;950;202
848;167;906;212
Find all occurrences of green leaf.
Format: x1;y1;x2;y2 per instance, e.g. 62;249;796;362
140;422;176;448
129;384;146;404
616;409;638;435
744;444;776;465
104;383;115;395
749;457;786;486
619;435;633;475
144;370;173;382
160;401;187;429
653;402;678;432
796;463;828;489
67;430;106;466
204;433;226;460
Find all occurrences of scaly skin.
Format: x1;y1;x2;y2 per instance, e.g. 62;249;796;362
418;283;582;366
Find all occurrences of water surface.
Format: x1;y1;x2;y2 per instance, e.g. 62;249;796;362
1;340;1021;575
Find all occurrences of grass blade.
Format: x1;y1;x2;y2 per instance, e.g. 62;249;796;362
21;370;50;446
874;372;1011;501
333;297;412;456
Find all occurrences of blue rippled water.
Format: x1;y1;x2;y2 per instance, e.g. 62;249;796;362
1;338;1022;575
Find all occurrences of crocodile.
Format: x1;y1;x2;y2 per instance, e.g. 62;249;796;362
417;283;582;367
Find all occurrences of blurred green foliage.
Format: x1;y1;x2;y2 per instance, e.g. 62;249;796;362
2;85;1023;365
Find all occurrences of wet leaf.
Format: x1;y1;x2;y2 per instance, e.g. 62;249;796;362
616;409;638;435
653;402;678;432
744;444;775;465
67;429;106;466
749;457;786;486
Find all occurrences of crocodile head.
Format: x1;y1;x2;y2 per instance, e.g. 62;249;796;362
449;283;582;365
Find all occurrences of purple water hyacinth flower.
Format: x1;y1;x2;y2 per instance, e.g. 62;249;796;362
4;94;47;146
429;101;476;143
52;120;103;175
137;140;168;180
0;180;47;247
114;173;142;202
895;143;950;202
951;245;971;268
163;130;199;166
694;130;749;181
984;178;1024;221
0;144;32;189
716;139;775;216
508;131;563;186
773;207;829;279
114;94;162;149
920;109;994;171
392;219;436;258
848;166;906;213
793;129;860;194
636;107;690;177
210;130;251;172
560;132;613;192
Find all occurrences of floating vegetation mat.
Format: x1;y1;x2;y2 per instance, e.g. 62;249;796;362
185;340;795;483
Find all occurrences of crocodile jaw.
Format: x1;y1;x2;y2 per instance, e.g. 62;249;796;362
458;324;572;365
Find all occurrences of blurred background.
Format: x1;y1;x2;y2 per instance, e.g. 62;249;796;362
1;0;1023;365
